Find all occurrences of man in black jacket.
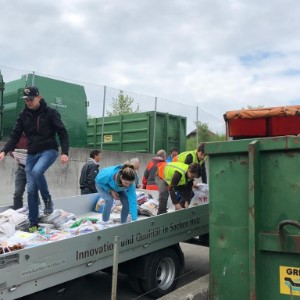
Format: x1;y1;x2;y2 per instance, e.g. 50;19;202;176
79;150;101;194
0;86;69;232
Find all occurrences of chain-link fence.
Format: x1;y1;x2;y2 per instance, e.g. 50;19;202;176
0;65;224;154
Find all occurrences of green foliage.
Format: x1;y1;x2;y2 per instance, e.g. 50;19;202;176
186;137;198;150
195;121;211;142
107;90;141;116
186;121;226;150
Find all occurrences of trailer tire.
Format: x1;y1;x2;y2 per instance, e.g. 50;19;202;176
128;275;144;295
141;248;181;298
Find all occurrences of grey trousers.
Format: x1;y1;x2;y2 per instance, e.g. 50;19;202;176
156;175;169;215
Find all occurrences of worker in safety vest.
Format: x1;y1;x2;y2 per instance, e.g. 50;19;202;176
156;162;201;215
142;149;167;190
173;143;207;183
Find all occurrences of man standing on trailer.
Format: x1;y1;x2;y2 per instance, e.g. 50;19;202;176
0;86;69;232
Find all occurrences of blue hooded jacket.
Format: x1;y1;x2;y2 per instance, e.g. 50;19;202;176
95;164;137;221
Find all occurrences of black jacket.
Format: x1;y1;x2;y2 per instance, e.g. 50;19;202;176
2;99;69;155
79;159;99;192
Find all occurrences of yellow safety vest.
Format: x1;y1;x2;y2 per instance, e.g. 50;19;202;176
174;150;198;164
159;162;189;186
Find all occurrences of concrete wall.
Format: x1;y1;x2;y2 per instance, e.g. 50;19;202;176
0;142;155;206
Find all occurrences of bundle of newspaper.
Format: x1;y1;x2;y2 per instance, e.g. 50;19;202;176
0;209;28;237
41;209;77;229
139;199;159;216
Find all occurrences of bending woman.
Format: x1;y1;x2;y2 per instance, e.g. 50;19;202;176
95;163;137;223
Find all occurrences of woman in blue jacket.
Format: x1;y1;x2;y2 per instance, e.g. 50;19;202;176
95;163;137;223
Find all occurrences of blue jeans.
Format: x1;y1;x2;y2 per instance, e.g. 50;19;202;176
25;149;58;225
96;184;129;223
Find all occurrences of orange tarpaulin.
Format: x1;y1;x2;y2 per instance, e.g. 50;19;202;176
224;105;300;120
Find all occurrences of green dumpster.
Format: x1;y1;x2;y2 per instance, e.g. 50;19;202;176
87;111;186;153
2;73;87;147
206;136;300;300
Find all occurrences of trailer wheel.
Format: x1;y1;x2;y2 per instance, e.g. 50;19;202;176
128;275;144;294
141;248;181;298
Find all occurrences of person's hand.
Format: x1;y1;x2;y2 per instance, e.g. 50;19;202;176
60;154;69;164
174;203;182;211
193;182;199;189
0;151;5;162
110;190;120;200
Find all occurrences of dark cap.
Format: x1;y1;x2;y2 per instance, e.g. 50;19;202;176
22;86;40;99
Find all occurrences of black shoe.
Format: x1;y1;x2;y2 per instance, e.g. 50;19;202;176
44;197;54;215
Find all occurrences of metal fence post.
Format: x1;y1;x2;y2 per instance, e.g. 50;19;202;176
0;71;4;140
152;97;157;154
100;85;106;150
196;106;199;147
31;71;35;86
111;235;120;300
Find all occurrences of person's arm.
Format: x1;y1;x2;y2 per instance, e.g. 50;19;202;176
169;171;182;204
184;154;193;165
127;184;138;221
181;180;193;204
142;163;150;188
51;109;69;163
135;173;141;188
201;162;207;184
87;164;99;193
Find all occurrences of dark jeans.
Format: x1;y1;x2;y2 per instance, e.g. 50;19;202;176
175;190;195;207
13;165;26;210
13;165;41;210
81;188;92;195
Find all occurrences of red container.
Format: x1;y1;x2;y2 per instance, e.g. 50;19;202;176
268;116;300;136
228;118;267;137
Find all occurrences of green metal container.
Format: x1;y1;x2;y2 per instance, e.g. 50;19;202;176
206;136;300;300
87;111;186;153
2;74;87;147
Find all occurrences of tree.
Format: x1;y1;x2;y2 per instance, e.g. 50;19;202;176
106;90;141;116
186;121;226;150
195;121;212;142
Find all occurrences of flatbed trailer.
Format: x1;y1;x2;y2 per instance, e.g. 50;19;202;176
0;192;209;299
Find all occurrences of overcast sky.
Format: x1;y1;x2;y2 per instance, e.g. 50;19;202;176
1;0;300;133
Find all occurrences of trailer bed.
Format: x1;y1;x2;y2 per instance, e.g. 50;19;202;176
0;193;208;300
